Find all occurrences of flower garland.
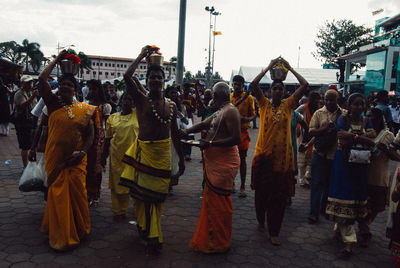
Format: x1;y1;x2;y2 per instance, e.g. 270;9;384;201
149;97;174;124
64;54;81;64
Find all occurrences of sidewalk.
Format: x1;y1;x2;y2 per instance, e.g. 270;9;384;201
0;122;395;267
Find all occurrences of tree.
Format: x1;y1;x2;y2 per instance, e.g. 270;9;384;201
212;72;223;81
183;71;193;83
194;70;206;79
18;39;45;73
313;19;373;83
77;52;92;79
0;41;22;63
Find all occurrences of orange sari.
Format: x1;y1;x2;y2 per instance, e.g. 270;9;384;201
41;103;95;251
190;146;240;253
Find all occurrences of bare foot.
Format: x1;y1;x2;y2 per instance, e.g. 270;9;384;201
270;236;280;246
257;225;265;232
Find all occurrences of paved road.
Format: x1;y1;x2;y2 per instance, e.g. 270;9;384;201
0;123;396;267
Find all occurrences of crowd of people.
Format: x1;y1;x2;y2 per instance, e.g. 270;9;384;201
2;46;400;263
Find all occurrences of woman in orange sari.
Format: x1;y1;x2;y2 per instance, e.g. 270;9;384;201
38;51;95;251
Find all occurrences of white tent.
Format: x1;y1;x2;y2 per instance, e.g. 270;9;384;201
237;66;339;86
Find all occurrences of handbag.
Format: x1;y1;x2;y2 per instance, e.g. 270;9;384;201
19;154;46;192
314;109;342;154
347;145;372;164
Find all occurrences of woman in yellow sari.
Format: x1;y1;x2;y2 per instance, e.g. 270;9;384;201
102;94;139;220
38;51;95;251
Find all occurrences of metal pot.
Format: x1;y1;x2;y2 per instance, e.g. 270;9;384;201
270;64;288;81
148;54;164;67
59;59;79;75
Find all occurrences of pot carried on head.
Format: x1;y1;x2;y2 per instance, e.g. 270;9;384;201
147;45;164;67
60;54;81;75
270;57;288;81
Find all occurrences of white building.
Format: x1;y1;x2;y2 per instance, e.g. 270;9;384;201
82;55;176;81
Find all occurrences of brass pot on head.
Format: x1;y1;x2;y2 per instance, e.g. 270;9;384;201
148;53;164;67
270;57;288;81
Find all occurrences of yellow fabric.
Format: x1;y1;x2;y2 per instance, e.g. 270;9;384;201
121;138;171;195
134;199;164;243
368;130;394;187
111;190;130;215
254;95;297;173
106;109;139;195
120;138;171;244
42;102;94;250
230;92;256;129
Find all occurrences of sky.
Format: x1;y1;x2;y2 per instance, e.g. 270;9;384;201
1;0;399;80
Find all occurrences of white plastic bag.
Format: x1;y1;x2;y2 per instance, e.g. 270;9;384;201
19;154;46;192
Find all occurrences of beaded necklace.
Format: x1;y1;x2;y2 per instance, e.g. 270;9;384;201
148;97;174;124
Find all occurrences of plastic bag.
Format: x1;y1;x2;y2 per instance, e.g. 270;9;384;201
19;155;46;192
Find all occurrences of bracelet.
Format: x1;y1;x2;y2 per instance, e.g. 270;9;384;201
79;150;87;156
209;140;213;145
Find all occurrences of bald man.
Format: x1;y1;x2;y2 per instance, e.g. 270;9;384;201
182;82;241;253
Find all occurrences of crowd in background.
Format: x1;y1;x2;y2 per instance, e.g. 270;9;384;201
3;66;400;262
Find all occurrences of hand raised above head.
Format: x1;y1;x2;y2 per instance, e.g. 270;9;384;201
57;50;69;60
140;45;152;57
267;57;281;69
279;57;292;70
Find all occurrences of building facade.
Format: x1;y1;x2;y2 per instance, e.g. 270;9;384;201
339;13;400;95
82;55;176;81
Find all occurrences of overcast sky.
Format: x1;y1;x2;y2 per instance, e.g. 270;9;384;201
1;0;399;79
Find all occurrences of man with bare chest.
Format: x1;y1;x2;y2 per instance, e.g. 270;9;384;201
119;46;184;255
182;82;241;253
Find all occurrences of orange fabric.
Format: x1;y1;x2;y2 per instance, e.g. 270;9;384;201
190;185;233;253
254;95;297;173
41;103;94;250
238;128;250;151
203;146;240;191
230;92;256;129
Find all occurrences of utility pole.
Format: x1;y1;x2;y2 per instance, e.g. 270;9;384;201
297;46;301;69
176;0;187;84
205;6;215;88
211;11;221;78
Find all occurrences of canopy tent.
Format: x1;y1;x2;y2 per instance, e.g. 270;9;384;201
236;66;339;87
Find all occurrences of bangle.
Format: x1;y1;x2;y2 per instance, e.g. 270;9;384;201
354;134;359;140
209;140;213;145
80;150;87;156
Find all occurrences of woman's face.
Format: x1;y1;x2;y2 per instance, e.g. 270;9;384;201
270;84;285;102
350;97;365;116
59;78;75;102
121;97;133;111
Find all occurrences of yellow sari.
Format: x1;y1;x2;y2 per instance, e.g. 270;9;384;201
41;103;95;251
120;138;171;246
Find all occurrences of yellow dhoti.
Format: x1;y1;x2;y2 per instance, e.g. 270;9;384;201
120;138;171;245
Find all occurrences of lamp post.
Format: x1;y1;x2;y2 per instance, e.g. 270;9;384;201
56;42;75;77
205;6;215;88
211;11;221;79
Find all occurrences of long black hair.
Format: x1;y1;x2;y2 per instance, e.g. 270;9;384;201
347;92;365;116
58;74;79;90
370;107;386;132
87;79;107;103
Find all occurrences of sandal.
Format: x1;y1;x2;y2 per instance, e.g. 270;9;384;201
339;248;353;259
239;189;247;198
308;216;318;224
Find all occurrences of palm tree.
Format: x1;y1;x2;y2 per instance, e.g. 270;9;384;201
18;39;43;73
30;50;46;74
77;52;92;79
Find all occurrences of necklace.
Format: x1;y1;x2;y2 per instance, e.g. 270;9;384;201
149;97;174;124
63;104;75;119
119;112;132;122
271;105;282;123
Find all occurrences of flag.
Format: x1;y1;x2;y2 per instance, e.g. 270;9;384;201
372;8;384;16
213;31;222;36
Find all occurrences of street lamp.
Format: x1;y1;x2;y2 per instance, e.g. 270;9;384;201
205;6;215;88
211;11;221;79
56;43;75;77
